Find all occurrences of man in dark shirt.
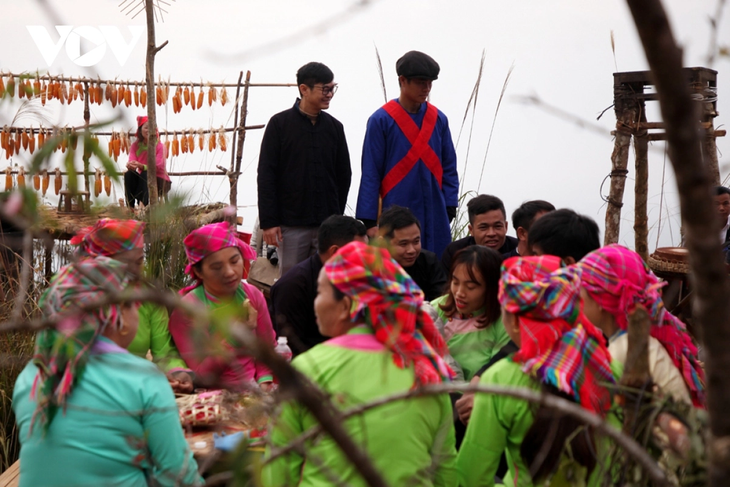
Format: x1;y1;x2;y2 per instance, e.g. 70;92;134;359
257;62;351;276
269;216;366;356
503;200;556;258
379;206;447;301
528;208;600;264
441;194;517;274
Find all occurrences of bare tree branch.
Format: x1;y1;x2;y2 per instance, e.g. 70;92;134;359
623;0;730;485
266;382;670;486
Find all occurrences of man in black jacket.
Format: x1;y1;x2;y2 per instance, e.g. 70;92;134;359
441;194;517;274
379;206;447;301
257;62;351;276
269;216;366;356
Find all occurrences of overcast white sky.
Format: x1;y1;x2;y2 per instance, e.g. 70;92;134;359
1;0;728;250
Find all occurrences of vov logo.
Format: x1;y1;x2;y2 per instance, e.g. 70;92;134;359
27;26;145;67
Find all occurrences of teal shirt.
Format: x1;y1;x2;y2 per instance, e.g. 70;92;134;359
431;295;511;381
13;338;202;487
263;326;457;487
127;301;188;371
457;357;621;487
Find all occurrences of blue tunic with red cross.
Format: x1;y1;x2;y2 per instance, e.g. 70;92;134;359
356;99;459;258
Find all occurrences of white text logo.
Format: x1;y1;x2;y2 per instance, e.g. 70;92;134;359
27;26;144;67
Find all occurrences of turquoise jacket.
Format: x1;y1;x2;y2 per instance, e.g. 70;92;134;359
13;338;202;487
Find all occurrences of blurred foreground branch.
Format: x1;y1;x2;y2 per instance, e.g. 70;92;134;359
624;0;730;486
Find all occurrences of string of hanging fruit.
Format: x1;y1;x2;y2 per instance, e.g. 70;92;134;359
1;126;231;160
1;73;233;110
4;165;113;198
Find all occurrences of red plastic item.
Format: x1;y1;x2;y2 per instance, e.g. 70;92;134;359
236;231;253;278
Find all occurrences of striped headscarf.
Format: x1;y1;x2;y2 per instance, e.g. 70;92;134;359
181;222;257;295
575;244;705;407
499;255;615;415
70;219;145;257
31;257;132;432
324;241;454;386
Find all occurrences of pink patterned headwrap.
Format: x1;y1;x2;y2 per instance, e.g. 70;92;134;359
70;219;145;257
181;222;256;295
575;244;705;407
500;256;615;415
325;241;454;386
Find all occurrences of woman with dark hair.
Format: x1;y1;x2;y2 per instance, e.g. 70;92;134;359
574;244;704;406
264;241;457;486
169;222;275;391
457;255;616;486
124;115;171;207
13;257;201;486
429;245;509;382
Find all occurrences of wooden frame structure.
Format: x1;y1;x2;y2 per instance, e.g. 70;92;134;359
604;67;725;260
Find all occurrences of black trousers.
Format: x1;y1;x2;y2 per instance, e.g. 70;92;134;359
124;170;149;208
125;172;172;207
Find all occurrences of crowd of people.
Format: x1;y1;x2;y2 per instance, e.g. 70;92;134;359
11;49;710;486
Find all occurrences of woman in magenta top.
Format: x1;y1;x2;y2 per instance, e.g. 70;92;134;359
125;115;171;207
169;222;276;391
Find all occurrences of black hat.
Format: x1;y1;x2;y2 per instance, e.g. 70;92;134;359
396;51;440;80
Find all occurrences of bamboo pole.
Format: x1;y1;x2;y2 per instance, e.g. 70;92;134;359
634;107;649;261
1;169;228;177
229;71;252;225
1;125;263;136
0;71;295;89
604;107;636;245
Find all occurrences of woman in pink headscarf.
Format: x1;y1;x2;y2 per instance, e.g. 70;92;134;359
124;115;171;207
573;244;705;407
169;222;276;391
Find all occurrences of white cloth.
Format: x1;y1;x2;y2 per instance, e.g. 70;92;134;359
721;215;730;244
609;332;691;404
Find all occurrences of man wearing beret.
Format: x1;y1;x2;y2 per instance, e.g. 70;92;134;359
356;50;458;258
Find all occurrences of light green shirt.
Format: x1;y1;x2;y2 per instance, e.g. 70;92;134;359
457;357;620;487
431;295;511;381
127;301;188;371
263;326;457;487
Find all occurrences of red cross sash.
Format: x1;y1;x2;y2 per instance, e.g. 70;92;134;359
379;100;442;198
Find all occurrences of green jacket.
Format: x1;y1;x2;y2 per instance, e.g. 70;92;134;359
263;326;457;487
127;301;187;371
457;357;620;487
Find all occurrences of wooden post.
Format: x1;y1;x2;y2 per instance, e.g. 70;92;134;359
44;238;53;281
227;71;244;225
634;106;649;261
229;71;252;225
82;81;91;194
604;105;636;245
144;0;168;206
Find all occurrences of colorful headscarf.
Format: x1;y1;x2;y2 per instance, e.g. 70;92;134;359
575;244;705;407
31;257;131;432
70;218;145;257
499;255;615;415
137;115;148;128
181;222;256;295
324;241;454;386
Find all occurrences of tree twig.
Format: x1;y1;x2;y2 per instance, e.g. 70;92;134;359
266;382;669;486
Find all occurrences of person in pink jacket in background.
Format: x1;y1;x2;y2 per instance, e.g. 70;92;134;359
125;115;172;207
169;222;276;391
